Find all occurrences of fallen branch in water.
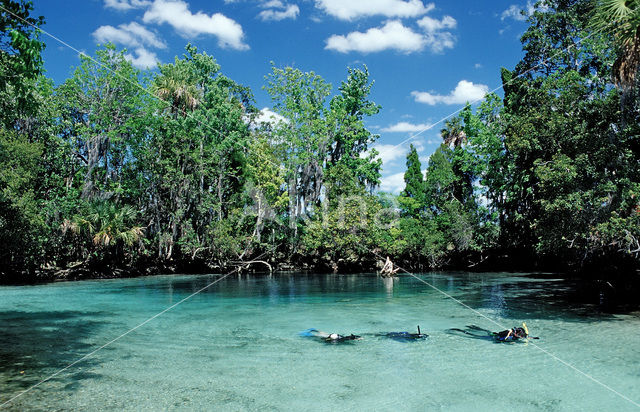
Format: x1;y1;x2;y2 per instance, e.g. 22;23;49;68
234;260;273;273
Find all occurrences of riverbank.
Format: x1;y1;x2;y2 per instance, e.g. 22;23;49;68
2;251;639;309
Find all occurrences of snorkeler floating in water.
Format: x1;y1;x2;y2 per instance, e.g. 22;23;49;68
300;326;428;343
379;326;428;341
299;328;361;342
492;323;529;342
448;323;537;342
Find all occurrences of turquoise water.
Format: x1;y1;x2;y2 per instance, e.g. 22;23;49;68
1;272;639;411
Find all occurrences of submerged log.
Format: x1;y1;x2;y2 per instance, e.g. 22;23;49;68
236;260;273;273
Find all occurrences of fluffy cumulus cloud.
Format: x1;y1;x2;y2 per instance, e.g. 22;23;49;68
93;22;164;69
125;47;159;69
367;141;424;168
380;121;432;133
325;9;457;54
315;0;434;21
411;80;489;105
93;22;166;49
143;0;249;50
255;107;288;126
416;14;455;32
326;20;426;54
416;14;456;53
380;172;405;193
104;0;151;10
258;0;299;21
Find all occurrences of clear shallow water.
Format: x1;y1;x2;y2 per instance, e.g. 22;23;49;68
1;272;639;411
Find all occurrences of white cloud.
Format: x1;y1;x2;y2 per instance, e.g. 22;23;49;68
411;80;489;105
373;144;406;166
93;22;166;49
258;1;300;21
380;172;405;193
416;14;456;32
368;141;424;168
143;0;249;50
501;4;527;21
381;121;432;133
423;31;455;53
326;20;426;54
501;1;547;21
104;0;151;10
125;47;159;69
255;107;288;126
416;14;456;53
325;9;457;54
315;0;433;21
474;63;483;69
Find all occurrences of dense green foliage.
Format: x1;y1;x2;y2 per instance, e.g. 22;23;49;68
1;0;639;282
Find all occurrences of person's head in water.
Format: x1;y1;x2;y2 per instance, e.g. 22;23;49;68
513;327;526;338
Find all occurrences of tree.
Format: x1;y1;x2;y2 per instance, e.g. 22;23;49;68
61;200;143;264
440;114;476;208
152;59;201;117
265;64;331;229
590;0;640;88
0;0;49;280
0;0;45;126
245;134;288;244
495;0;640;272
398;143;425;217
56;44;146;199
143;45;252;263
0;129;44;277
325;66;382;196
440;116;466;148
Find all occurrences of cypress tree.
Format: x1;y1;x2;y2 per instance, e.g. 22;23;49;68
400;144;426;216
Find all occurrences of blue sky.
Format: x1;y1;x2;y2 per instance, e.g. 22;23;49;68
33;0;535;193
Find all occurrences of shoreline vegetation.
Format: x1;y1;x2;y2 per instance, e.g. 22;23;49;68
1;0;640;305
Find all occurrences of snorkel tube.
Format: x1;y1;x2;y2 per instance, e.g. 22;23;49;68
522;322;529;337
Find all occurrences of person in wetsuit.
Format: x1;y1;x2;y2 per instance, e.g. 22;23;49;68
382;325;428;341
299;329;361;342
326;333;361;342
494;323;529;341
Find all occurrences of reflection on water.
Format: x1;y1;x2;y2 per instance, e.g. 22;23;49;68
0;272;639;411
488;284;507;316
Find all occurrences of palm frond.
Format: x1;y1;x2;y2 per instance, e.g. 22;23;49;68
601;0;636;20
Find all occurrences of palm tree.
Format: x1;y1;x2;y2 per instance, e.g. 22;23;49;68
63;201;144;249
591;0;640;88
89;203;144;248
152;63;202;116
440;117;467;148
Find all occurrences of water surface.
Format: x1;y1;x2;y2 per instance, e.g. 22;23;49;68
1;272;639;411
